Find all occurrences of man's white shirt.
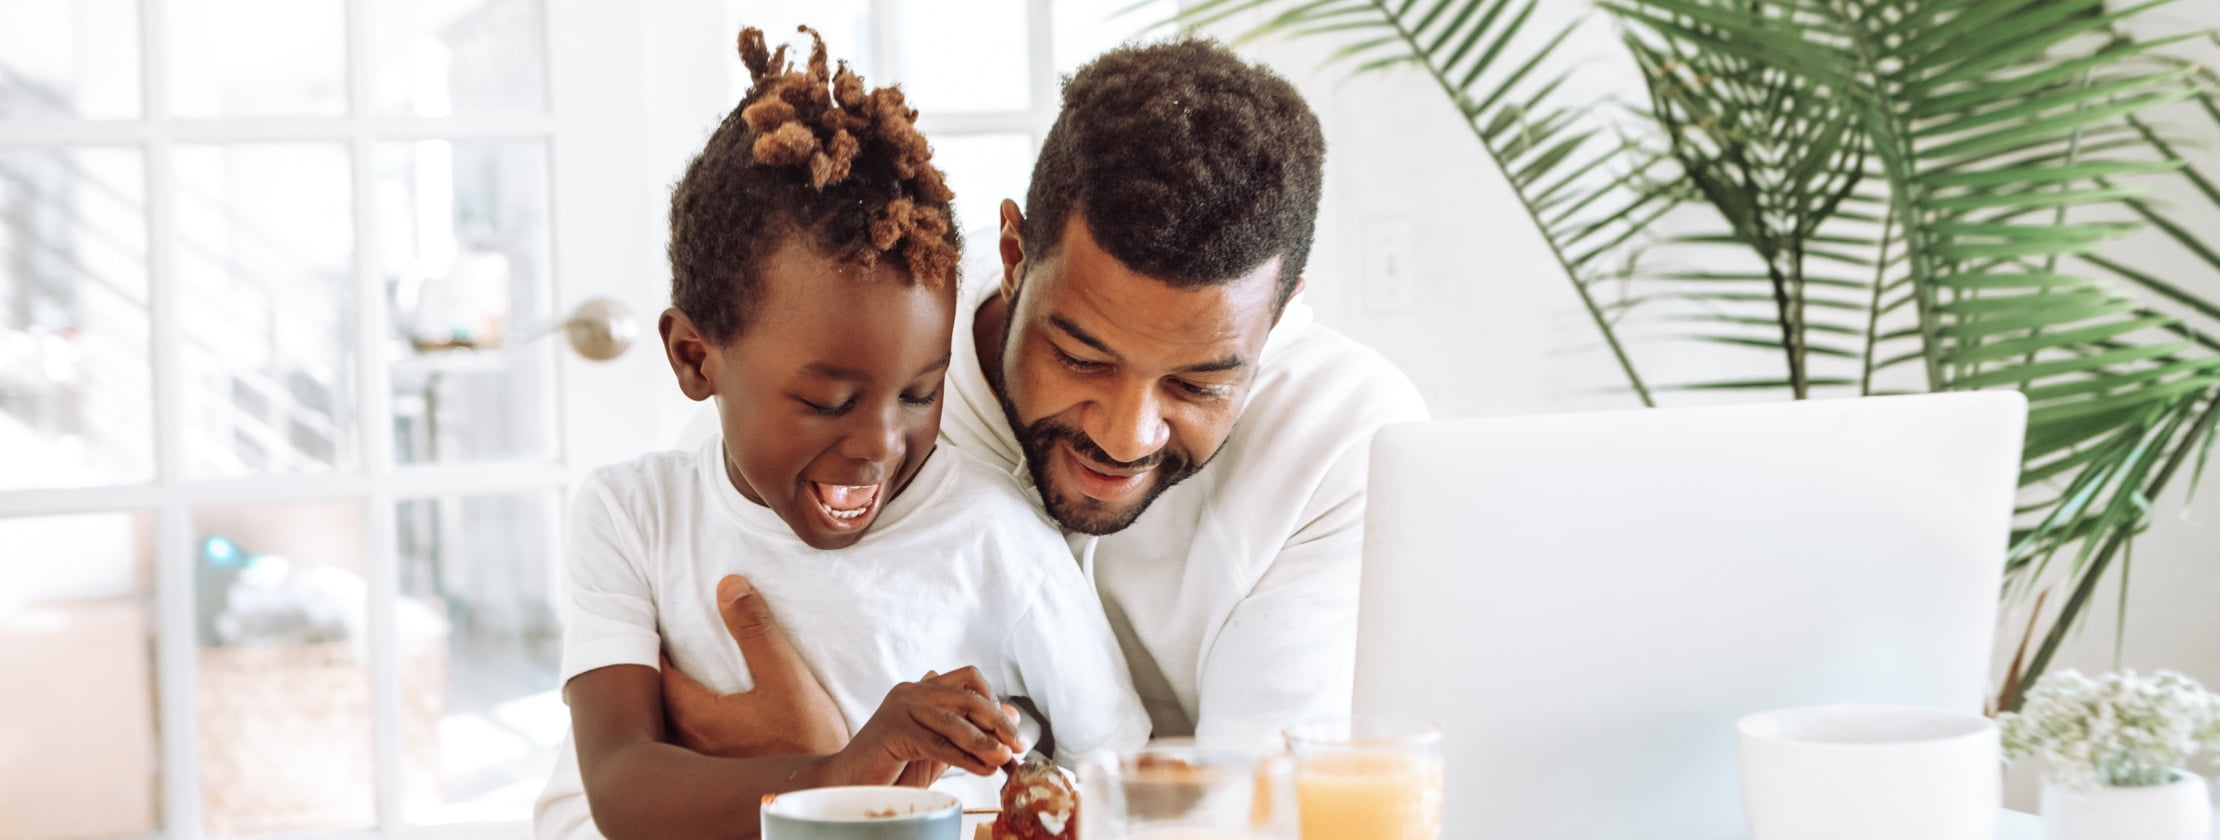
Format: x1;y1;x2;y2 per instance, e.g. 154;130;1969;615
939;259;1430;739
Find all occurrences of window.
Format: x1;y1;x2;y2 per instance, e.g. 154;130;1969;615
0;1;570;836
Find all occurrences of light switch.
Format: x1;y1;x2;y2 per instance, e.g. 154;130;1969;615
1364;218;1417;315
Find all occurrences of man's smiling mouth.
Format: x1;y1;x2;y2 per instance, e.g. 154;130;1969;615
1061;442;1154;502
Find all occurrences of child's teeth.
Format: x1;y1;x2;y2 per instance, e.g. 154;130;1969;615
815;483;877;512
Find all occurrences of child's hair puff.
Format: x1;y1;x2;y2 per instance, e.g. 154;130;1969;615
669;26;960;342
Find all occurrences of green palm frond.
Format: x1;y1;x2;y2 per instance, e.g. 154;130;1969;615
1617;10;1877;399
1166;0;1678;405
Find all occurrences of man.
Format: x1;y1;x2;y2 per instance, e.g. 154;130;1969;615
662;38;1426;751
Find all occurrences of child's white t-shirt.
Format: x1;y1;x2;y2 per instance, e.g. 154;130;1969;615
533;437;1150;840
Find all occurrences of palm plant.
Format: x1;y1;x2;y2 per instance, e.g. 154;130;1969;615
1159;0;2220;712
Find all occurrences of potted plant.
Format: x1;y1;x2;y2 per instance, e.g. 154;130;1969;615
1999;669;2220;840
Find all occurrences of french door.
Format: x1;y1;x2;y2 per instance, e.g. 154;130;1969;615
0;1;692;837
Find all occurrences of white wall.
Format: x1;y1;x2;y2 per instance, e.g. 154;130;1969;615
1211;1;2220;804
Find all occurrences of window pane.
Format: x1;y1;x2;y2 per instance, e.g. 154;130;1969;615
370;0;549;116
887;0;1029;113
174;144;357;479
724;0;876;99
397;491;564;825
0;148;154;490
0;0;142;120
192;500;373;836
1054;0;1176;76
0;512;160;840
171;0;347;117
378;140;555;465
932;133;1033;241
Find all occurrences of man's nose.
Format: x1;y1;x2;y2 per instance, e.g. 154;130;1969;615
1087;385;1170;465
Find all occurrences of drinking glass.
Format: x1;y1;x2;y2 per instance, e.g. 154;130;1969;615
1078;739;1296;840
1285;718;1443;840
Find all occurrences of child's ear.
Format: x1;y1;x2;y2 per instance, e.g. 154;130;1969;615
659;307;718;402
997;198;1025;302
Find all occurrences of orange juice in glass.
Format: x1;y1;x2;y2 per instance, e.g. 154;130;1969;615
1286;718;1443;840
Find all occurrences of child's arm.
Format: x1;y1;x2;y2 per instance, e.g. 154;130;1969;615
568;663;1025;840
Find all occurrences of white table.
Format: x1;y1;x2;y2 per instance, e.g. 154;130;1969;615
1997;808;2220;839
974;809;2118;838
1998;810;2044;839
957;808;2219;838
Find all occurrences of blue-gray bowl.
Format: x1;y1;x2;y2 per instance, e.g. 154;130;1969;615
760;786;964;840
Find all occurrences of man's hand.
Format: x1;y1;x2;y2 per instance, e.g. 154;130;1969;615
660;574;849;758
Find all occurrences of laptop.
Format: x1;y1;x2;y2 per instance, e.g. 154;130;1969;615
1354;392;2027;839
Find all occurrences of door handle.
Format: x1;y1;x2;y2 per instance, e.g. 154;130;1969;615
549;297;637;361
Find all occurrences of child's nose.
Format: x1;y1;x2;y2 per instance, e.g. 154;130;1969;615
839;407;903;467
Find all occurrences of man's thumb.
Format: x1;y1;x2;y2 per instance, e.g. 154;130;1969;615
717;574;777;642
717;574;751;607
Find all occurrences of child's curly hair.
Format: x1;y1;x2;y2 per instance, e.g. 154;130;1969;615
669;26;960;343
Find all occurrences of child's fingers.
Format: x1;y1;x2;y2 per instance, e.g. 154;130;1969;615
957;693;1024;754
909;722;1000;776
925;666;995;700
906;689;1016;770
923;667;1025;752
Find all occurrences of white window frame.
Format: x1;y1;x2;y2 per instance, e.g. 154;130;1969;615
0;1;573;837
854;0;1064;214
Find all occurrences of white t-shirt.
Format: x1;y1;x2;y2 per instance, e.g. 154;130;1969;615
534;437;1149;840
940;261;1430;741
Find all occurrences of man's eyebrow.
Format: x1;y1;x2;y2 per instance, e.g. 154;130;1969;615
1049;315;1119;361
1051;314;1247;375
1176;354;1248;375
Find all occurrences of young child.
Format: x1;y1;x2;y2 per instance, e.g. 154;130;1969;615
532;27;1148;840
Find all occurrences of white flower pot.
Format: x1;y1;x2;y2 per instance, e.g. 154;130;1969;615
2041;770;2212;840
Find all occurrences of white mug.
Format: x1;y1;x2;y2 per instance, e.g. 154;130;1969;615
1738;705;2000;840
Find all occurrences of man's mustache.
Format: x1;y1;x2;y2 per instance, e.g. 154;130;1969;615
1028;419;1185;475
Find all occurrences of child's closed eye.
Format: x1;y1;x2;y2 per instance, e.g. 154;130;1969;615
798;396;855;417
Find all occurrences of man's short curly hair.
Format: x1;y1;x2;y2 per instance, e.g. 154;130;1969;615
1022;39;1325;312
668;26;960;344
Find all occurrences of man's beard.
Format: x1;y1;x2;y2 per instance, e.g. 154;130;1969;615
992;293;1204;535
1008;408;1201;535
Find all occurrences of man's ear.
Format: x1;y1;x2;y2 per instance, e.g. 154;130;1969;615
1274;274;1309;328
659;307;719;402
997;199;1026;303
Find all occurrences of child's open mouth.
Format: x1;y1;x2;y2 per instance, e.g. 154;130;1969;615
808;481;881;529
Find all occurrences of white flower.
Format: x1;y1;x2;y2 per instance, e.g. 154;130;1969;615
1999;669;2220;790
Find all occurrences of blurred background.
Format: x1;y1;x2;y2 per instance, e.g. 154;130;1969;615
1;0;2214;837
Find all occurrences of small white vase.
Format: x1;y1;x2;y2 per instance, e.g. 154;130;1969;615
2041;770;2213;840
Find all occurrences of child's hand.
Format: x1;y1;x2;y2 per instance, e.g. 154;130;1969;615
887;671;1024;788
836;667;1026;782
